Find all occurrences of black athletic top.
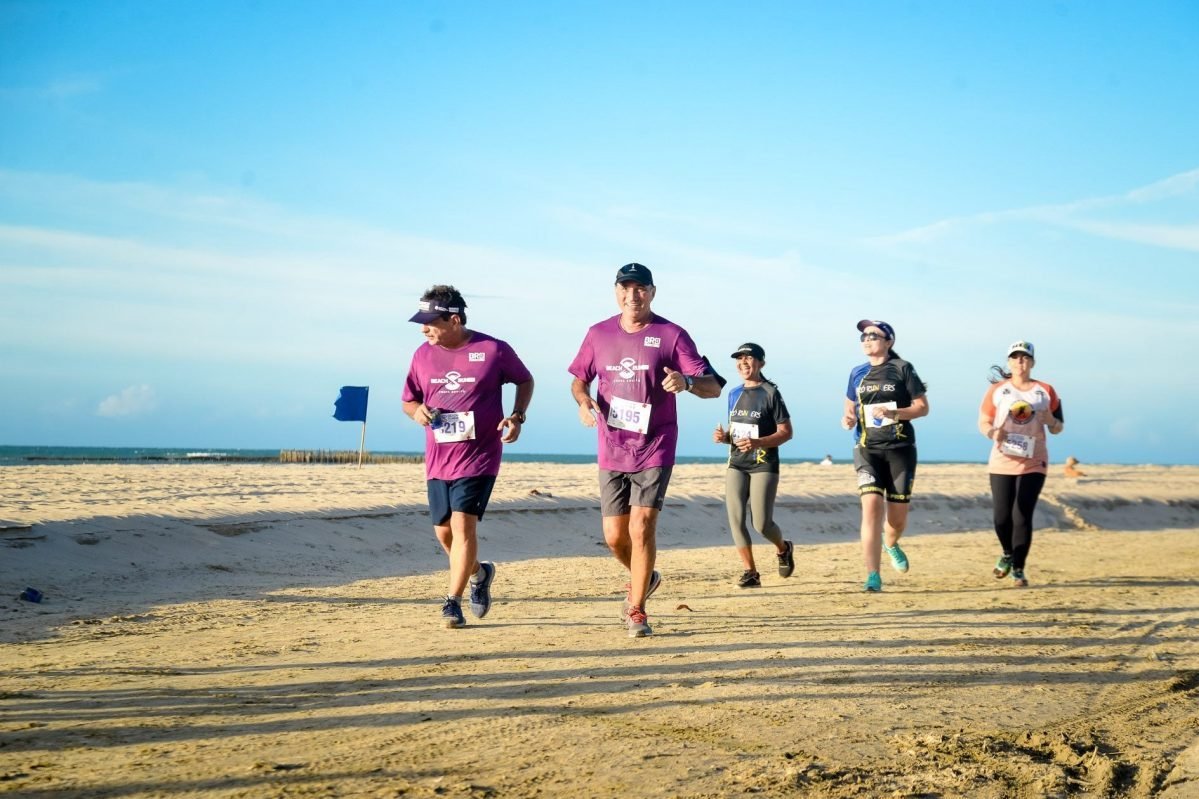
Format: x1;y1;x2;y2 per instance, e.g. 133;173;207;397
845;357;925;450
726;381;791;473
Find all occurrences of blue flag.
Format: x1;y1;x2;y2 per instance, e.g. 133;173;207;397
333;386;369;422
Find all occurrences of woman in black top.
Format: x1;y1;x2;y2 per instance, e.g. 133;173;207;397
713;343;794;587
840;320;929;592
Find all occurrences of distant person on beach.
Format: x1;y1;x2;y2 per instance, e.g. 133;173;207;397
712;342;795;588
1064;456;1086;478
841;320;929;593
402;285;534;629
569;263;721;637
820;454;834;466
978;340;1063;588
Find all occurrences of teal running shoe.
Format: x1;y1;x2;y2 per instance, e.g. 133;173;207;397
993;554;1013;579
885;543;909;573
863;571;882;592
1012;569;1029;588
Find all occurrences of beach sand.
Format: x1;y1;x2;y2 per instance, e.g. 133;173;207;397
2;462;1197;798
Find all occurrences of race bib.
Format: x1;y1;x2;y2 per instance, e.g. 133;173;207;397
432;411;476;443
1000;433;1034;459
607;397;652;434
864;401;897;428
729;422;759;441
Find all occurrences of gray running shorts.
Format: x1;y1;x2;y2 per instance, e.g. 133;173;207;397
598;466;674;516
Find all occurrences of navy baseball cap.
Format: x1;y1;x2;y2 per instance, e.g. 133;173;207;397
730;342;766;360
615;263;654;286
856;319;895;340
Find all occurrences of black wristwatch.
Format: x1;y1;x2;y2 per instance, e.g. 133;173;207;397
684;375;694;391
512;411;527;424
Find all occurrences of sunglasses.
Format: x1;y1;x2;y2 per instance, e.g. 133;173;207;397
859;332;888;342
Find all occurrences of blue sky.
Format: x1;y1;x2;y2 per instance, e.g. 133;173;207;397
2;1;1197;464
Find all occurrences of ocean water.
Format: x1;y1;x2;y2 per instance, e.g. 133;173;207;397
0;445;285;466
0;445;833;467
0;445;601;467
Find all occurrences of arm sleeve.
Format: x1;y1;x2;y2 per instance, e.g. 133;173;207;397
567;330;596;383
673;328;708;376
1047;384;1063;422
499;340;533;385
773;388;792;424
401;353;423;404
903;363;926;400
979;383;998;423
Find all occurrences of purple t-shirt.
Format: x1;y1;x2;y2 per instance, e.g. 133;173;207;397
403;331;532;481
568;314;707;472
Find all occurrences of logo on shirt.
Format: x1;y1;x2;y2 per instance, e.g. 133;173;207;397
643;336;661;348
430;371;477;392
1008;400;1034;424
468;352;486;362
605;357;650;381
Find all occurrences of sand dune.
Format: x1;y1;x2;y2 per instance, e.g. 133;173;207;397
2;462;1197;797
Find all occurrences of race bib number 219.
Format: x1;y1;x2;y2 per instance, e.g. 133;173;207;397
432;411;477;443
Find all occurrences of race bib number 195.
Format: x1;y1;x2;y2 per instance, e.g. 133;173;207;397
607;397;652;435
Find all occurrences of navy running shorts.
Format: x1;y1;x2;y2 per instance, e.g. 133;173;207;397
427;474;497;525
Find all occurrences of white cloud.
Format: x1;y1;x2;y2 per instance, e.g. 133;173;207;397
1055;219;1199;252
97;385;158;418
1125;168;1199;204
870;166;1199;251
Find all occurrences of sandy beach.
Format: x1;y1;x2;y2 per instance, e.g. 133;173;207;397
2;461;1197;798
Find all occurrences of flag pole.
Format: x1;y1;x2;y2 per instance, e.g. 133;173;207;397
358;421;367;468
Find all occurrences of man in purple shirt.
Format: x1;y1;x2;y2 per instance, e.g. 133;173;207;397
403;285;534;629
569;263;721;637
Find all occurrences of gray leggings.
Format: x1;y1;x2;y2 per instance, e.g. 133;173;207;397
724;469;784;550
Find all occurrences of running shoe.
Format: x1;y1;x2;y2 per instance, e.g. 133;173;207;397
993;554;1013;579
620;569;662;622
626;606;652;638
884;542;909;573
777;540;795;578
1012;569;1029;588
468;561;496;619
737;569;762;588
441;597;466;628
863;571;882;592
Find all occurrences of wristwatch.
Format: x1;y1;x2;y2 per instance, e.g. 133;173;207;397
512;411;527;424
684;375;694;391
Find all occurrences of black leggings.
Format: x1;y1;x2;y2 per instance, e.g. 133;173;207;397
989;472;1047;570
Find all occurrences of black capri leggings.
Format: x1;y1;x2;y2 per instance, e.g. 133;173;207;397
989;472;1047;571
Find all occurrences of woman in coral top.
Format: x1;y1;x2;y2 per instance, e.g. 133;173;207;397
978;340;1064;587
